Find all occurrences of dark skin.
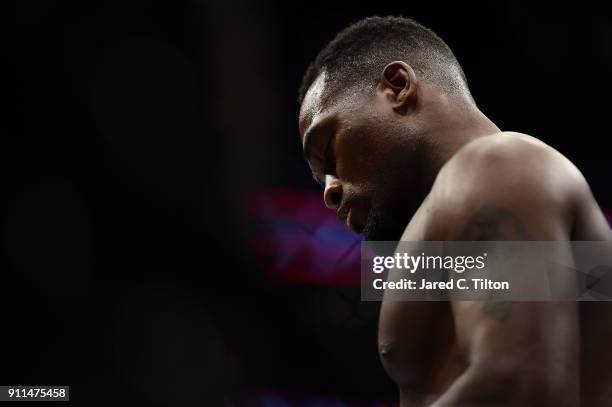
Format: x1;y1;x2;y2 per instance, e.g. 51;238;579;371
299;61;612;406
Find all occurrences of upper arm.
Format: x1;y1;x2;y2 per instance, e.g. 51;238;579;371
425;137;580;404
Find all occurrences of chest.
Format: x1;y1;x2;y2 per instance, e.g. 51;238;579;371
378;300;461;393
378;199;463;393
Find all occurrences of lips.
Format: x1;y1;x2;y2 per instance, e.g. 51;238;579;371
345;208;364;234
336;205;349;225
337;204;364;234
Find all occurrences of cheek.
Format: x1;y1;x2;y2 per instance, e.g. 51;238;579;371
334;126;419;213
335;128;402;186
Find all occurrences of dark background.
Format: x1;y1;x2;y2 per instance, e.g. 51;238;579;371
2;1;611;406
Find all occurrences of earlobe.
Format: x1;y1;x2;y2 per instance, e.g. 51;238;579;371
380;61;418;114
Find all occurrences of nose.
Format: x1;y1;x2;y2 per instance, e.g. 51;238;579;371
323;174;342;210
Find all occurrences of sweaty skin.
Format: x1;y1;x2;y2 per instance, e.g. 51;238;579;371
299;62;612;406
378;133;612;406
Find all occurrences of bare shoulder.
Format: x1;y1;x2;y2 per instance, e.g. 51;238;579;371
443;131;584;185
422;132;589;240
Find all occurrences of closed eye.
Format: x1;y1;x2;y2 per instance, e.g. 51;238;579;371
322;134;335;174
310;135;335;189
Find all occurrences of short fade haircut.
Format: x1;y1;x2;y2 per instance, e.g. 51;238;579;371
298;16;472;106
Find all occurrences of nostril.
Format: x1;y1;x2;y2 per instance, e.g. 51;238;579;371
329;190;341;207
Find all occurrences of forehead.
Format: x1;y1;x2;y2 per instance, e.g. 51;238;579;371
299;71;328;142
299;72;367;144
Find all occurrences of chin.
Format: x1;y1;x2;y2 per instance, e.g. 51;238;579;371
362;212;407;242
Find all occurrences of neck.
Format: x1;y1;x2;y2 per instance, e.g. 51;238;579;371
417;94;501;196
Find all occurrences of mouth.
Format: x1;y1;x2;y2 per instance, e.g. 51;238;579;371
336;205;349;224
341;207;364;234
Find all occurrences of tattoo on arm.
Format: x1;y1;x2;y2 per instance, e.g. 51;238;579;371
481;301;512;321
460;204;532;241
460;204;533;320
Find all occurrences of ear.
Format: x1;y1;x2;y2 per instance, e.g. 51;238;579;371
378;61;418;114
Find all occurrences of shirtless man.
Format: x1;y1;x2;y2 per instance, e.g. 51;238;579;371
297;16;612;406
